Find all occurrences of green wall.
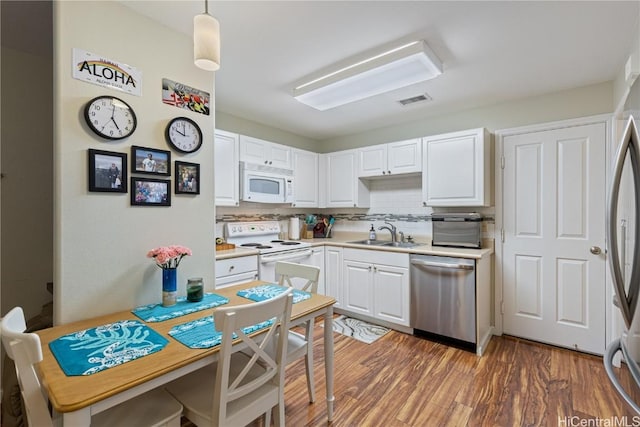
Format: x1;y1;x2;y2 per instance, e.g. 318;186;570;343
217;81;614;154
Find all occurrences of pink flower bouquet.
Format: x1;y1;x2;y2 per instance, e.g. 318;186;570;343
147;245;192;269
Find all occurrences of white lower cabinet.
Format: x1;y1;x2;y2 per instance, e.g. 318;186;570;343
324;246;343;309
372;263;411;325
342;248;410;326
343;259;374;316
215;255;258;289
309;246;325;295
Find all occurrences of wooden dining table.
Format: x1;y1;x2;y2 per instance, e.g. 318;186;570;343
36;281;336;426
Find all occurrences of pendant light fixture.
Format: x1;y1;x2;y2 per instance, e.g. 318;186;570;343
193;0;220;71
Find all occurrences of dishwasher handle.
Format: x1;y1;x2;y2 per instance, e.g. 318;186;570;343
410;259;474;270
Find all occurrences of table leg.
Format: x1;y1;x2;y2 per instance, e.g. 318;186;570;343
324;306;335;422
61;408;91;426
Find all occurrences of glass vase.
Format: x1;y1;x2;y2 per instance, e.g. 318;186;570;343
187;277;204;302
162;268;177;307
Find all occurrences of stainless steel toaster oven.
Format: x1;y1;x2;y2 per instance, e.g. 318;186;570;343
431;213;483;249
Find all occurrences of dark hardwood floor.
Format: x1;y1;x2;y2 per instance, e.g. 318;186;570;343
183;318;640;426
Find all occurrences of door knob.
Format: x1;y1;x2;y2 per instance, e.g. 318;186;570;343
590;246;602;255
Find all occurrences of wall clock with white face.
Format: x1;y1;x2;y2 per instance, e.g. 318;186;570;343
84;96;137;140
165;117;203;154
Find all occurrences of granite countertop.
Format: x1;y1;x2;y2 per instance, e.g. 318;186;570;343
215;231;493;260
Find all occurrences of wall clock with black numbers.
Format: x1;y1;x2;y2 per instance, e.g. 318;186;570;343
84;95;137;140
165;117;203;154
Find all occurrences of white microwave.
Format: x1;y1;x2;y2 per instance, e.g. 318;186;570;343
240;162;294;204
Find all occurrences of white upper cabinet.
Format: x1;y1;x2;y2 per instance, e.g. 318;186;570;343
239;135;292;169
358;144;387;177
358;138;422;177
324;149;370;208
291;148;318;207
422;128;492;207
214;130;240;206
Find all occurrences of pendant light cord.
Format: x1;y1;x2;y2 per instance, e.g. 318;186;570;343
204;0;208;15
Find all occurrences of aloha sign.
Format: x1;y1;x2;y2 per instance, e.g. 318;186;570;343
73;48;142;96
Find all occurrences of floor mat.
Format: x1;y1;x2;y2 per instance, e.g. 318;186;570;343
326;315;390;344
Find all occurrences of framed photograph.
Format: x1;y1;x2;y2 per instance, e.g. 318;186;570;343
131;177;171;206
131;145;171;176
88;149;127;193
175;161;200;195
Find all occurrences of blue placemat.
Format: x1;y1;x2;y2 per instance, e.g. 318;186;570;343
132;293;229;322
236;284;311;304
49;320;168;376
169;316;274;349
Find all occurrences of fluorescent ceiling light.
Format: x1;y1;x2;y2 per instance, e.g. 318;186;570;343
293;40;442;111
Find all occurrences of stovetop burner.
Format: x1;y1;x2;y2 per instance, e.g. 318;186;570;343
225;221;312;254
240;243;274;249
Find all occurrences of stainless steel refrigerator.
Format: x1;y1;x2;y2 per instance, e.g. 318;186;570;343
605;114;640;413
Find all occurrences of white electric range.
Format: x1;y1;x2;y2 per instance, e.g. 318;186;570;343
224;221;313;283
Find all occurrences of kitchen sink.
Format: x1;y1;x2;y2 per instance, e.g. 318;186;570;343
347;240;422;248
380;241;422;248
347;239;387;245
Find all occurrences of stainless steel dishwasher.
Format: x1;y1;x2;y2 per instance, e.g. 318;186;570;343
410;254;476;350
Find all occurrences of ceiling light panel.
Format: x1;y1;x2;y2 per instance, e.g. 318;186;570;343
293;40;442;111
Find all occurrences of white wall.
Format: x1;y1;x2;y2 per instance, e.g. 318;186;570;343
217;111;319;152
54;1;216;323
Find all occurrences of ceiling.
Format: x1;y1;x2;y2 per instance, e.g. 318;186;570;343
4;1;640;141
119;1;639;140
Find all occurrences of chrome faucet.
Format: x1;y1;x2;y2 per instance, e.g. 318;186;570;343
378;222;397;243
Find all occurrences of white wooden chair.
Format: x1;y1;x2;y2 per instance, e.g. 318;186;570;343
0;306;183;427
276;261;321;403
166;288;293;427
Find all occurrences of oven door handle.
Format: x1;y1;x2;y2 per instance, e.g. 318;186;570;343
260;249;313;264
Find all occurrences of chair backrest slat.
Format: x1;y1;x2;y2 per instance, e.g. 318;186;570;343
276;262;320;293
212;288;293;423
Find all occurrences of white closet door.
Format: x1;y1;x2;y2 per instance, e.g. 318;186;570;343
502;122;606;354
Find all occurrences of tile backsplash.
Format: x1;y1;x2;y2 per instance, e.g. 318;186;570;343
215;175;495;241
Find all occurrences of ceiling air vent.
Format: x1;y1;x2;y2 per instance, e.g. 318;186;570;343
397;93;432;106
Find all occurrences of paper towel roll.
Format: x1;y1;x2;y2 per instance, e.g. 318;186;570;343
289;217;300;240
